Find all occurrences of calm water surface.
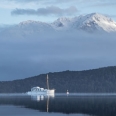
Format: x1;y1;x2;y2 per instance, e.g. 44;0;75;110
0;93;116;116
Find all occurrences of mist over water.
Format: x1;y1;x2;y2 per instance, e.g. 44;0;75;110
0;30;116;80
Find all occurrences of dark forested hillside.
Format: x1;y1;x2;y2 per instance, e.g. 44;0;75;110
0;66;116;93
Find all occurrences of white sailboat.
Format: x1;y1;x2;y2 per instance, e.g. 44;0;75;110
27;74;55;95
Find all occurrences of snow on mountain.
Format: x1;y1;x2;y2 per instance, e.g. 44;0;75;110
0;20;55;39
52;13;116;32
77;13;116;32
18;20;54;32
7;20;54;36
0;13;116;38
51;17;72;30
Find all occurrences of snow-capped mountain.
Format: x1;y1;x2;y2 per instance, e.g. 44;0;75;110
0;13;116;38
52;13;116;32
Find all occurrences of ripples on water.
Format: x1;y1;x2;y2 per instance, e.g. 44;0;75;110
0;93;116;116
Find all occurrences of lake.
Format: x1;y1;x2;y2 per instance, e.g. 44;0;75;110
0;93;116;116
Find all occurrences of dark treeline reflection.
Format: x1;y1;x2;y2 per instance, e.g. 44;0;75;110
0;95;116;116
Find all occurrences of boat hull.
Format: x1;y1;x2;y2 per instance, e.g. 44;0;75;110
27;89;55;95
47;89;55;94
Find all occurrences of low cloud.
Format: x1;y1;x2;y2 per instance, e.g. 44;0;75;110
11;6;78;16
0;27;116;81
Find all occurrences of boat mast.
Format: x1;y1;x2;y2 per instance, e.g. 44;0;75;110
47;96;49;112
47;74;49;90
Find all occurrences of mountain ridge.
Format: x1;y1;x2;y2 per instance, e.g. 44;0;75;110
52;13;116;32
0;13;116;35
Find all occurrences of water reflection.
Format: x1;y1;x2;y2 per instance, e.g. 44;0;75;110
31;95;44;101
0;94;116;116
30;94;55;112
31;94;55;102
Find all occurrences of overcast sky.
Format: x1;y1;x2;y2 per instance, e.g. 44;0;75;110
0;0;116;25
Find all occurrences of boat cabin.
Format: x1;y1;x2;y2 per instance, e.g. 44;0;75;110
31;87;47;92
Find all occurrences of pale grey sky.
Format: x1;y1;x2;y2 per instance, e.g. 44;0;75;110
0;0;116;25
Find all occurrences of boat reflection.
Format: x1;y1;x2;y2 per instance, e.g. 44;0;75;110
31;94;55;102
31;95;44;101
30;94;54;112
